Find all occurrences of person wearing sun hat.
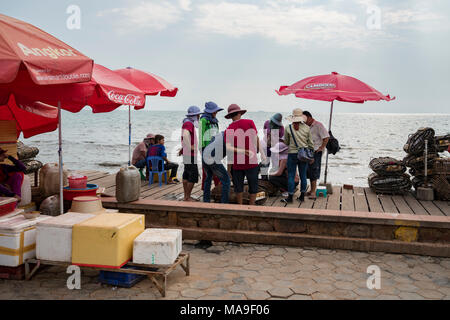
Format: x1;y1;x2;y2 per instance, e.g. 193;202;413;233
179;106;202;201
199;101;223;191
224;104;261;205
132;133;155;169
263;113;285;160
268;141;299;196
282;108;314;204
0;147;26;204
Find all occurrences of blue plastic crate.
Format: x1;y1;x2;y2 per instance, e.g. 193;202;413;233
98;266;146;288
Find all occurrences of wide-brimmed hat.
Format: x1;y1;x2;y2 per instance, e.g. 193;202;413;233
270;113;283;127
225;104;247;119
270;142;289;154
186;106;202;117
286;108;307;123
144;133;155;141
204;101;223;114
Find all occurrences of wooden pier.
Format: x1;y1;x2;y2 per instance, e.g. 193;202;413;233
79;170;449;217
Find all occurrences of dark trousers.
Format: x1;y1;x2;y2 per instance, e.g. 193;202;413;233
203;162;230;203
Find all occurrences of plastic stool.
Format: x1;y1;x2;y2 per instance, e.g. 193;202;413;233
316;187;327;198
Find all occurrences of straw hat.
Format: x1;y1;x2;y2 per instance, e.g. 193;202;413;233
69;196;106;215
225;104;247;119
286;108;307;123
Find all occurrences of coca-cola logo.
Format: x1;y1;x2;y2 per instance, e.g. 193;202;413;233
305;83;336;90
107;91;142;106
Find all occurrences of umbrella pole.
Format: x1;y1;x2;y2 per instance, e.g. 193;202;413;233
323;101;333;185
58;101;63;215
128;105;131;166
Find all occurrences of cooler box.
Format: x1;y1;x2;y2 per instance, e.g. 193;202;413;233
36;212;96;262
72;213;145;268
0;214;51;267
0;208;23;221
133;228;182;265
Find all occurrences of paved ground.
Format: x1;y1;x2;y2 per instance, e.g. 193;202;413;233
1;242;449;300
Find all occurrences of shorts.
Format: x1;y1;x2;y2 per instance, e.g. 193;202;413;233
307;151;322;181
232;166;259;194
183;163;199;183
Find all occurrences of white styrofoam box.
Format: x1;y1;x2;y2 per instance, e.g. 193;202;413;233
133;228;182;265
0;214;51;267
36;212;95;262
0;208;23;221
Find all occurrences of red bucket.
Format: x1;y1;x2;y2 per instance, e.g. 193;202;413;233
68;176;88;189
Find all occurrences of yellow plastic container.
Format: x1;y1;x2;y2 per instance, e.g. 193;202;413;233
152;169;171;183
71;213;145;268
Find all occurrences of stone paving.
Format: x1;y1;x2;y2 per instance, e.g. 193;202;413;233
1;241;449;300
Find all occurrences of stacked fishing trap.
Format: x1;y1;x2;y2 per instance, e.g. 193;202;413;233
402;128;449;200
368;157;411;194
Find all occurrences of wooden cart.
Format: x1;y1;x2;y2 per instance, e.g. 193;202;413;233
24;252;190;297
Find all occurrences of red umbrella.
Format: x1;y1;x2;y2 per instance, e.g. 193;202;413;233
0;13;93;86
115;67;178;164
0;64;145;113
277;71;395;185
0;13;94;214
115;67;178;99
1;63;147;166
0;94;58;138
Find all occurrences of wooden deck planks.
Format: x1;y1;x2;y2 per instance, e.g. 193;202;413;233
326;187;341;210
364;187;383;213
354;187;369;212
391;195;414;215
312;195;328;210
403;193;429;215
419;200;445;216
378;194;399;214
433;201;450;216
341;188;355;211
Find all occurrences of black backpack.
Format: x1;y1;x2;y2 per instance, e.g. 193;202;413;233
326;130;340;155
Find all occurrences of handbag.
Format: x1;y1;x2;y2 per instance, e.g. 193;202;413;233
289;125;314;162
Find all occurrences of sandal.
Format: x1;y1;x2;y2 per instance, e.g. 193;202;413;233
172;178;180;183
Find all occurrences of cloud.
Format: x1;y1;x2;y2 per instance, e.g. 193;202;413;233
98;1;183;33
179;0;192;11
194;1;381;49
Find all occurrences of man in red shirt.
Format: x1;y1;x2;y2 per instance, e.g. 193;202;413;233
179;106;202;201
224;104;260;205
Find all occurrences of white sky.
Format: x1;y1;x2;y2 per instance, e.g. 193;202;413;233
2;0;450;113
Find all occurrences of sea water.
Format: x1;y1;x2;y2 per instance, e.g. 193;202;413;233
25;109;449;187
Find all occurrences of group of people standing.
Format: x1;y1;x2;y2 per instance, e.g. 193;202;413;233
132;102;330;205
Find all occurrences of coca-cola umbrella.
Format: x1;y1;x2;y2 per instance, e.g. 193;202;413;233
0;13;94;214
3;63;146;167
115;67;178;165
277;71;395;186
0;94;58;138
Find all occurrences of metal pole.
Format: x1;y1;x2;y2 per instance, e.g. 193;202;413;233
128;105;131;166
323;100;334;185
424;139;428;187
58;101;63;215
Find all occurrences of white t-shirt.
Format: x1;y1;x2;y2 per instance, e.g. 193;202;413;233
310;120;330;151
